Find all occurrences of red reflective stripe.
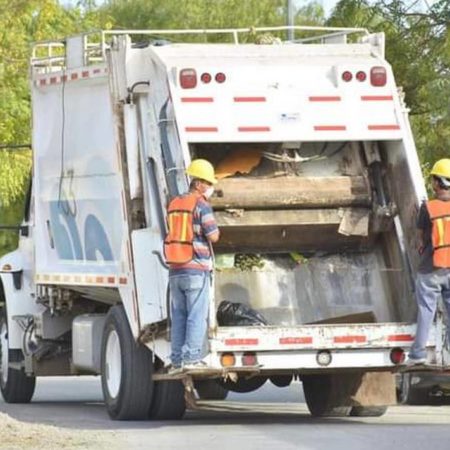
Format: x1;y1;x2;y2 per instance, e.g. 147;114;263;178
82;70;89;78
368;125;400;130
361;95;393;101
309;96;341;102
71;73;78;80
238;126;271;132
234;97;266;102
39;79;46;86
279;337;313;345
107;276;115;284
314;125;347;131
93;68;101;74
181;97;214;103
50;77;58;84
225;338;259;346
185;127;218;132
388;334;414;342
119;277;128;285
334;335;366;344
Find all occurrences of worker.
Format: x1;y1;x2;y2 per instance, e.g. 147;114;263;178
164;159;220;373
407;158;450;365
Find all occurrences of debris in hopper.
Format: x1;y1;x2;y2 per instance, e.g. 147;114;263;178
234;253;265;271
289;252;308;265
216;300;268;326
215;148;262;179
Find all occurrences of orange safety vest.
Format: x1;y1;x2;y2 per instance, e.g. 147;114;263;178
426;199;450;268
164;193;200;265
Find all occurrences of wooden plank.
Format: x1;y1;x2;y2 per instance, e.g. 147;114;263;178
213;208;373;252
211;176;371;210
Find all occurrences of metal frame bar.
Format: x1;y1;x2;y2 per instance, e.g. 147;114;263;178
30;26;370;72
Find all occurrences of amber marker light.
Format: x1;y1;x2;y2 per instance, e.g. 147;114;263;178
220;353;236;367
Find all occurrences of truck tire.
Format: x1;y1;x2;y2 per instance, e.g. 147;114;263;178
101;305;154;420
302;374;353;417
148;358;185;420
399;373;429;405
0;309;35;403
195;379;229;400
350;406;388;417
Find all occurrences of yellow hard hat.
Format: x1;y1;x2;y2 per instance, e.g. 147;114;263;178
430;159;450;180
186;159;217;184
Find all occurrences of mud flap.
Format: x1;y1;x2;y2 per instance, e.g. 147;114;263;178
351;371;396;406
182;375;199;410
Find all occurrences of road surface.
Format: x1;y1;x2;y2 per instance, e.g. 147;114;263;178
1;376;450;449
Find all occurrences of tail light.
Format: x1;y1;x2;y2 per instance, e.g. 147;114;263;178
179;68;197;89
371;66;387;87
342;71;352;82
356;71;367;82
390;348;405;364
242;352;258;366
215;72;226;83
200;72;212;84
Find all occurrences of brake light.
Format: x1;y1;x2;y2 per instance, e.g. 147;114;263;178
179;68;197;89
390;348;405;364
242;352;258;366
215;72;226;83
200;72;211;84
342;71;352;82
371;66;387;87
356;71;367;82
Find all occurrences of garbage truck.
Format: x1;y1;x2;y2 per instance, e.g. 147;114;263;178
0;26;447;420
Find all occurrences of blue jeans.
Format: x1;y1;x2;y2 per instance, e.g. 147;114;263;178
410;268;450;359
169;272;210;366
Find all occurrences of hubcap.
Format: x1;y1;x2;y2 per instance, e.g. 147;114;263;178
0;319;9;386
105;329;122;398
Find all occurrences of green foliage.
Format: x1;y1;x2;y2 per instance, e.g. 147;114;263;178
0;196;26;256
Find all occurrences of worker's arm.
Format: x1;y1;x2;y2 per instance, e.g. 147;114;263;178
207;229;220;243
416;202;429;254
199;200;220;245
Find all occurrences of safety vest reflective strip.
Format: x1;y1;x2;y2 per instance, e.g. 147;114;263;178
164;193;199;264
426;199;450;268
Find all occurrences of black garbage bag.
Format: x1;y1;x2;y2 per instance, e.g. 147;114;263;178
216;300;268;326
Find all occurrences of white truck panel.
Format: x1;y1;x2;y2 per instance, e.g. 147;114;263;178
32;74;125;277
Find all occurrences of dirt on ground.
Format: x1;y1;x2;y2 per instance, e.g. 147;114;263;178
0;412;117;449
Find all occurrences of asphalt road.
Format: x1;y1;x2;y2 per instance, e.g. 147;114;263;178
1;376;450;450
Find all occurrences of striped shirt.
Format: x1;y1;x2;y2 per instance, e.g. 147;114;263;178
169;195;219;274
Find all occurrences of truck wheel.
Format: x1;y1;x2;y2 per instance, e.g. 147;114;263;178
350;406;388;417
399;373;429;405
195;379;229;400
0;310;35;403
302;374;353;417
101;305;153;420
148;358;185;420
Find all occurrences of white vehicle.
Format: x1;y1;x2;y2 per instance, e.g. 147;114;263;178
0;26;447;420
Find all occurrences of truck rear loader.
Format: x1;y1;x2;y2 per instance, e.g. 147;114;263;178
0;26;448;419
